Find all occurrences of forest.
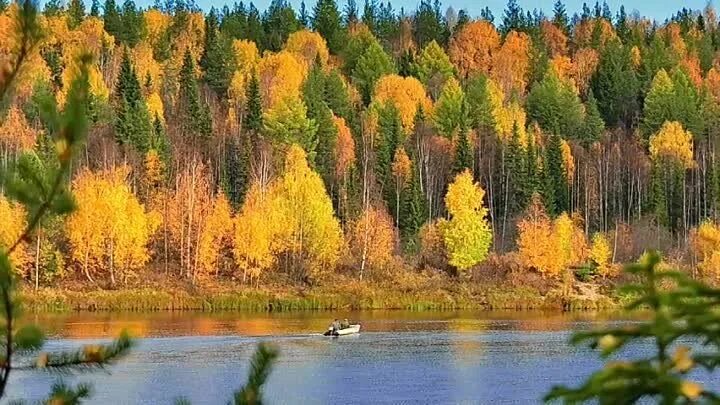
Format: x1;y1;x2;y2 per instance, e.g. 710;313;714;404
0;0;719;306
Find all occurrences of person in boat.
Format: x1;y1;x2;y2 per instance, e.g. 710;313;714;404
331;319;340;333
340;318;350;329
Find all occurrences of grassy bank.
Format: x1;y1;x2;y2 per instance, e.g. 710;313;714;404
22;282;618;313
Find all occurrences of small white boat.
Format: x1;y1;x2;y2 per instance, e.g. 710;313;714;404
324;324;361;336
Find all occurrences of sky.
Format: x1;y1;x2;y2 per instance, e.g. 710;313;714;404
174;0;710;23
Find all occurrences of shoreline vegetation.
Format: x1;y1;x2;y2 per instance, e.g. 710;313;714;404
23;277;618;312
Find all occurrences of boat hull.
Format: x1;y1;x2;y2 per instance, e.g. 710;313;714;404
323;324;361;336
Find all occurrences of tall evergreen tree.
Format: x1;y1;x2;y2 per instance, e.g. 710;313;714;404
114;50;153;151
526;70;585;140
344;0;359;25
262;0;300;52
44;0;64;16
583;90;605;145
243;72;263;134
552;0;569;33
377;103;403;199
313;0;345;53
67;0;85;28
246;3;265;47
413;0;445;49
299;1;309;27
0;0;7;13
453;128;473;174
501;0;525;35
591;40;639;127
178;50;212;140
223;135;251;207
543;133;568;215
89;0;100;16
401;159;427;238
119;0;143;46
303;61;338;183
352;40;394;105
362;0;378;32
507;122;529;213
201;8;235;95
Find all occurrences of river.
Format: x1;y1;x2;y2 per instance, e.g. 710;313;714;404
3;310;713;404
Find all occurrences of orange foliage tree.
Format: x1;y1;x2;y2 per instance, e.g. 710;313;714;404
692;221;720;279
333;116;356;222
0;195;29;275
372;74;432;133
284;29;329;67
571;48;600;95
258;51;307;110
541;20;568;57
391;147;412;226
517;196;587;278
491;30;531;97
348;206;397;279
0;105;36;154
448;20;499;79
574;18;617;49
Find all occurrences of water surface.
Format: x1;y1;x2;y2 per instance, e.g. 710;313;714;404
5;310;703;404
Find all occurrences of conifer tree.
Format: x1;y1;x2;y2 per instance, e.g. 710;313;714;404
526;132;539;197
223;135;251;207
114;50;153;152
243;72;263;134
67;0;85;29
352;40;394;105
583;90;605;145
591;40;639;127
313;0;344;54
119;0;143;46
543;132;568;215
89;0;99;16
299;0;309;27
262;0;300;51
178;50;212;141
413;0;446;49
150;113;171;165
452;128;472;174
552;0;569;33
44;0;64;16
507;122;529;213
401;161;428;238
201;8;235;95
103;0;122;42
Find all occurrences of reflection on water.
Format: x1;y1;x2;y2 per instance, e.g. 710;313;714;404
27;310;639;339
8;310;662;404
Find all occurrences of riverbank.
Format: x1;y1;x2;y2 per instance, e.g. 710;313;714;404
22;278;618;312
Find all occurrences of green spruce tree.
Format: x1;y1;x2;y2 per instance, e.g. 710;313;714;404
243;72;263;134
543;132;568;215
178;50;212;141
452;128;473;174
313;0;345;54
114;49;153;151
67;0;85;28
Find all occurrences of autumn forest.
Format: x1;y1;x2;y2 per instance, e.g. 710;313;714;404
1;0;719;309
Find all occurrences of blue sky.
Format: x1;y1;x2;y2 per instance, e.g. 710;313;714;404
178;0;709;22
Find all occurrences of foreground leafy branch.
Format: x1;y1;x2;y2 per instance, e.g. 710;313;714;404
233;343;279;405
545;251;720;403
0;1;134;401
